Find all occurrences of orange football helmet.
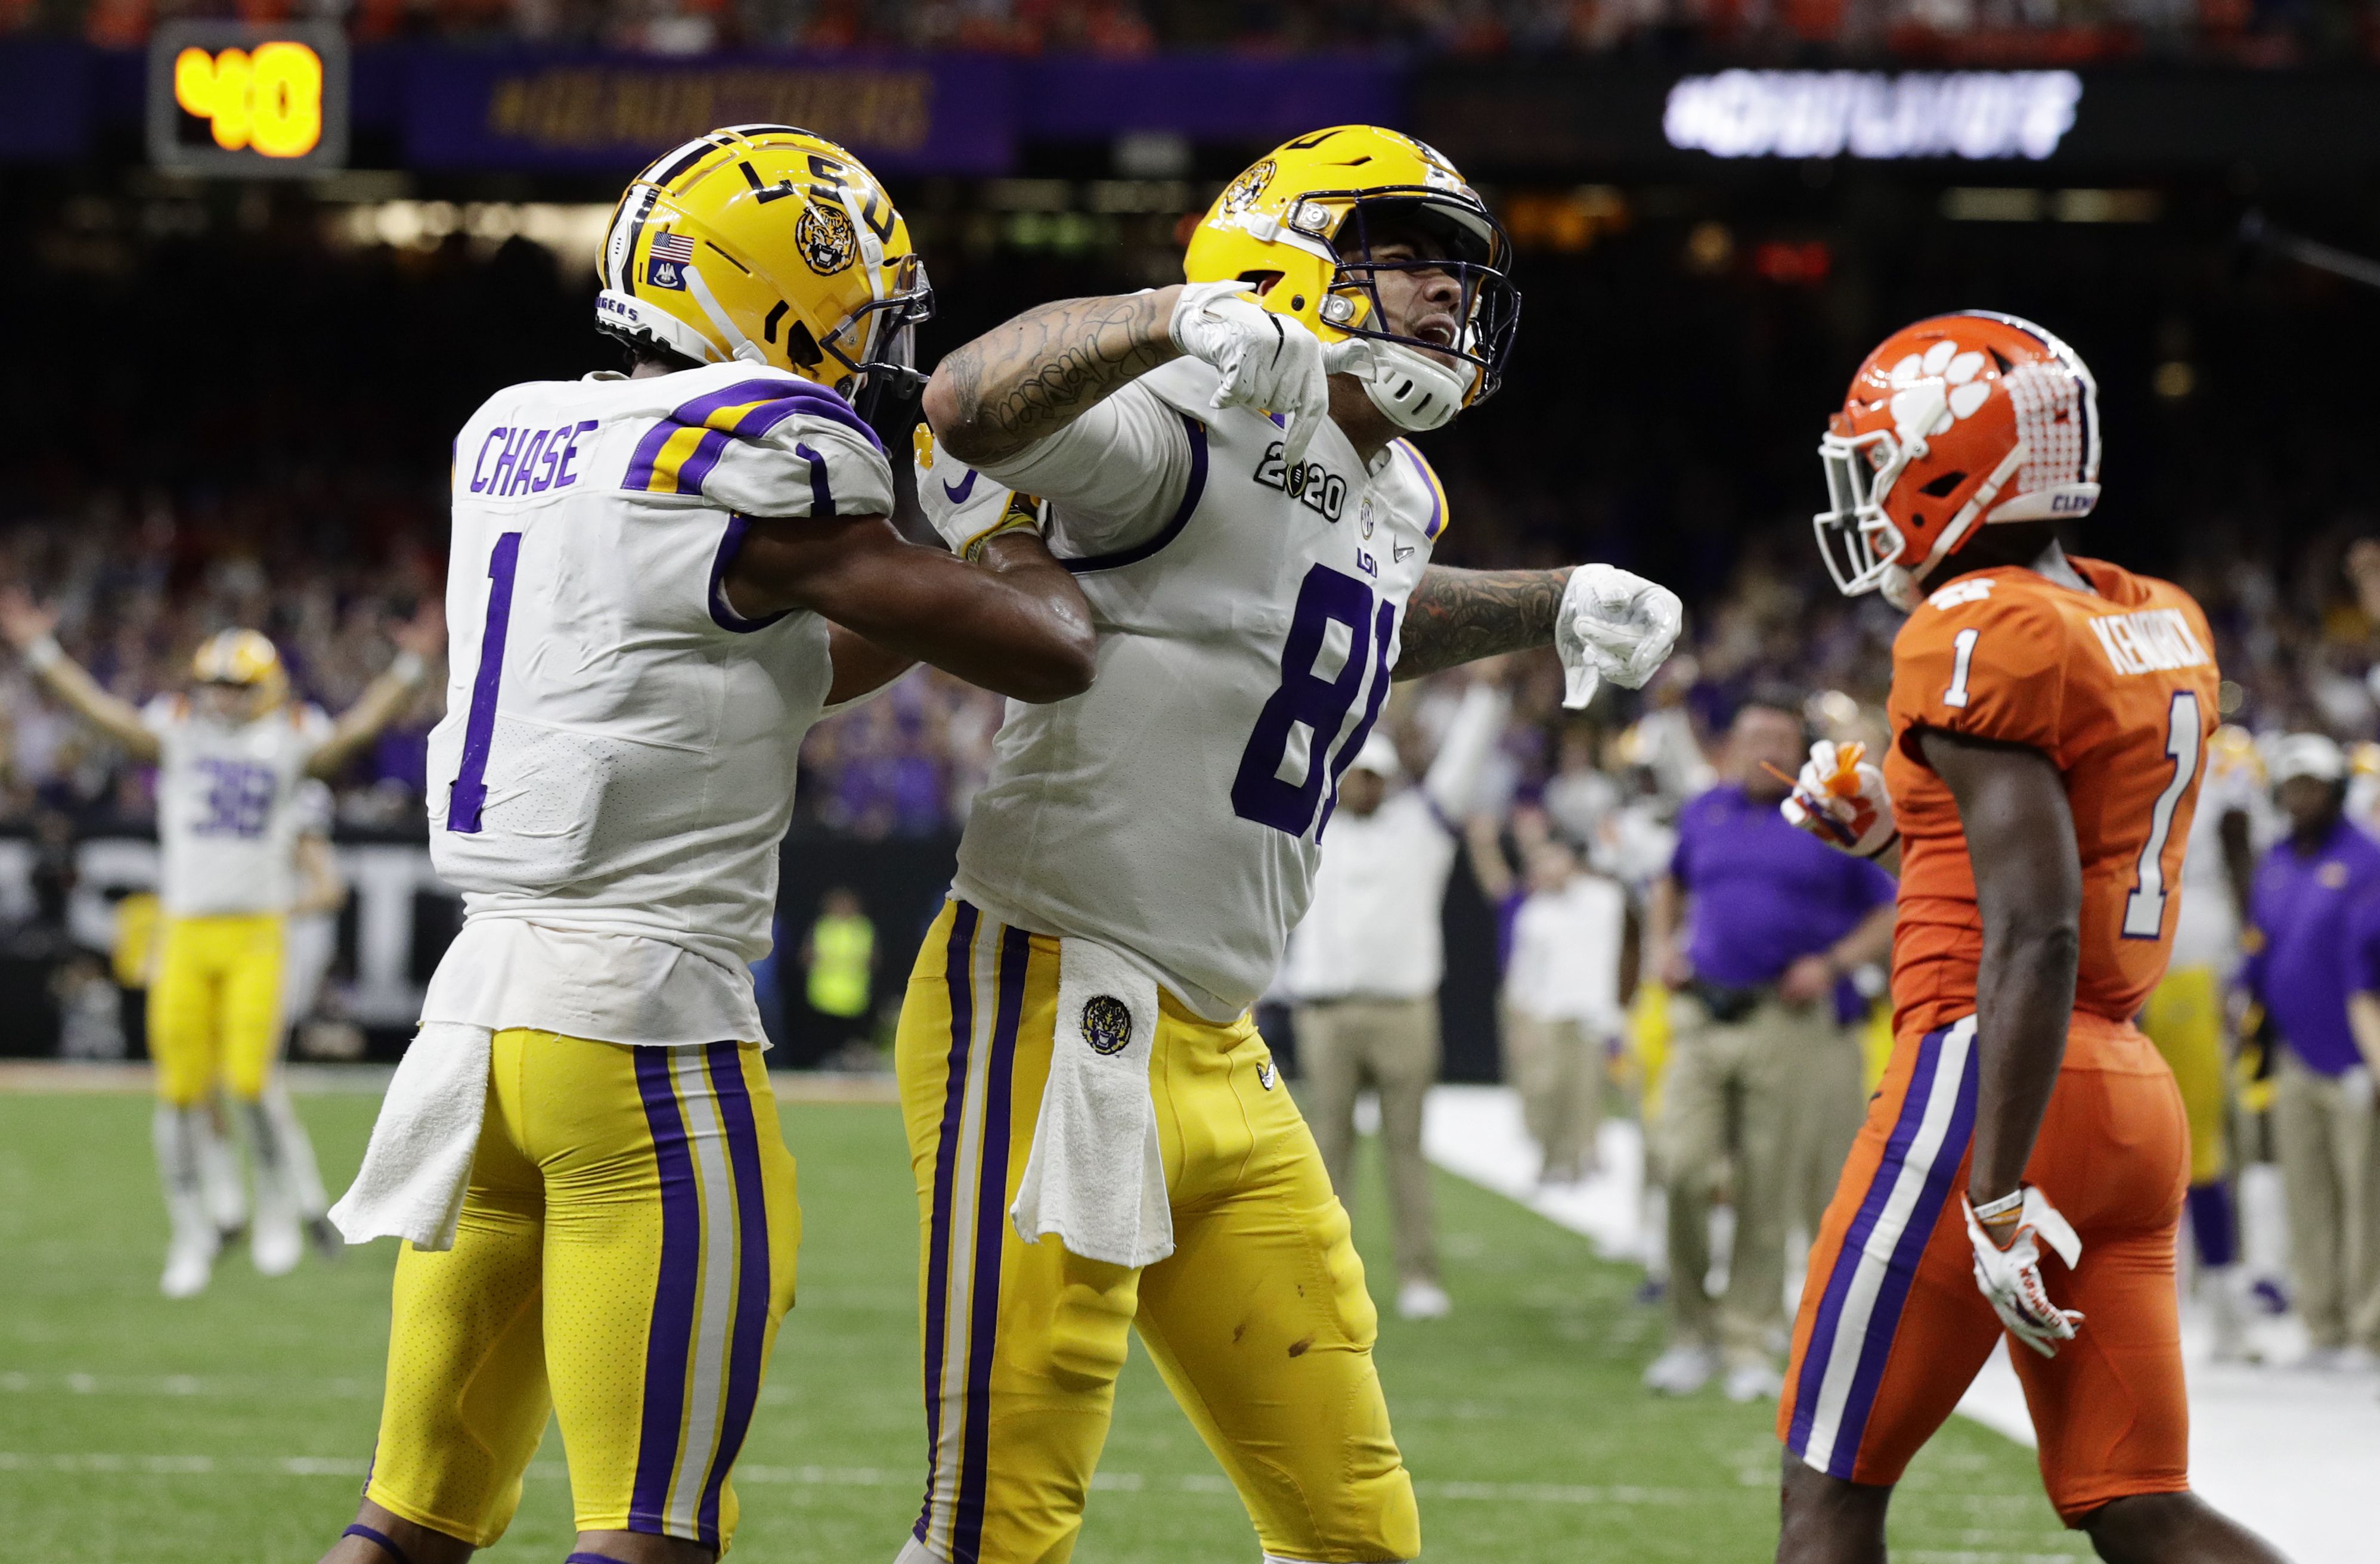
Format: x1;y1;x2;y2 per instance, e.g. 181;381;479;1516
1816;311;2100;609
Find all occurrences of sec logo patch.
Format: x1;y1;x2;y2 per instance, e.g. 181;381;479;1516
1081;994;1133;1056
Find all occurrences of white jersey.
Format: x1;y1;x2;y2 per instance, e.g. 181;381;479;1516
144;696;331;917
953;358;1448;1020
423;362;892;1044
1505;874;1628;1029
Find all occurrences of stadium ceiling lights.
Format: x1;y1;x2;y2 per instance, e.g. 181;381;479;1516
1663;70;2082;162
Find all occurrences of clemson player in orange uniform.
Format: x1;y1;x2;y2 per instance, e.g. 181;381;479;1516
1771;312;2285;1563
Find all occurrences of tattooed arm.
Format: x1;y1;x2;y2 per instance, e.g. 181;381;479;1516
924;287;1186;467
1394;565;1575;681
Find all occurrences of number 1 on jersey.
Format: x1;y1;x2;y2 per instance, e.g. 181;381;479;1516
447;531;522;834
2121;689;2203;939
1944;627;1980;709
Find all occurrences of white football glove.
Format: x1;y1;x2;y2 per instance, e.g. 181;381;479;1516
1963;1186;2085;1358
1780;739;1898;860
1169;281;1361;468
914;429;1042;562
1554;564;1684;709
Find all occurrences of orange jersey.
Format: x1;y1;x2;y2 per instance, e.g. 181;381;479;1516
1883;556;2222;1044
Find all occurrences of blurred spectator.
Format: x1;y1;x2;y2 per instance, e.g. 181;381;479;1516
1640;688;1895;1403
1483;829;1631;1187
802;885;876;1029
1284;674;1510;1323
2242;733;2380;1368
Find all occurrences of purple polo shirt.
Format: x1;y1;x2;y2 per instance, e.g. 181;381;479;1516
1670;783;1896;991
2244;818;2380;1077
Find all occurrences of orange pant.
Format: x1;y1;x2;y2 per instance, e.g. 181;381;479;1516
1778;1011;2190;1523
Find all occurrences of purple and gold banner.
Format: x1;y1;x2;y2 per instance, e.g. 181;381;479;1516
405;51;1016;174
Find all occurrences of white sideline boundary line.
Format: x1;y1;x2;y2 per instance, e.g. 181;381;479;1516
1420;1083;2380;1564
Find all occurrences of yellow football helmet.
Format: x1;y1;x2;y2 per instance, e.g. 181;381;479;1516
1184;126;1520;431
597;125;934;426
191;629;289;713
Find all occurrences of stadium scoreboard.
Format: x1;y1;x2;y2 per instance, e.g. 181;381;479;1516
146;20;348;176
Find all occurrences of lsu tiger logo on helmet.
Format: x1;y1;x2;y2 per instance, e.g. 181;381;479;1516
1815;311;2100;610
191;629;289;715
1183;126;1520;435
596;125;934;426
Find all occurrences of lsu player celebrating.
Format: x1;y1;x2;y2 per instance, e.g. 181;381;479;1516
895;126;1682;1564
0;604;440;1297
1774;313;2284;1562
317;126;1093;1564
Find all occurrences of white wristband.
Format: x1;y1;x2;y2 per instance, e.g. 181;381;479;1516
23;634;62;672
388;650;427;686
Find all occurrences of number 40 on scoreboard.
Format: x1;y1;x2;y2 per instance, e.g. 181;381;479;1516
145;20;349;175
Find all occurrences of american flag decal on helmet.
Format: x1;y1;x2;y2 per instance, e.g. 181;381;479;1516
650;232;696;263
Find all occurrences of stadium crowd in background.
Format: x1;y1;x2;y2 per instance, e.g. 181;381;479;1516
36;0;2374;61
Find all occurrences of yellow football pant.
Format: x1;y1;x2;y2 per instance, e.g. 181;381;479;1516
367;1030;798;1551
896;899;1419;1564
149;913;284;1105
2140;963;2230;1184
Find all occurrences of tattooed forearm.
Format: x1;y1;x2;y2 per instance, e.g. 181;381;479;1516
926;288;1183;466
1394;565;1573;681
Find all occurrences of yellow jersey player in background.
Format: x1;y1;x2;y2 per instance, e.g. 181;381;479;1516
316;126;1094;1564
895;126;1682;1564
0;603;442;1296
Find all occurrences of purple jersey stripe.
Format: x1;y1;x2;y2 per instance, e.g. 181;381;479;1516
696;1041;774;1549
671;427;736;496
624;377;880;496
1787;1025;1950;1457
1061;415;1208;575
631;1047;703;1531
914;901;980;1547
952;924;1030;1564
1829;1041;1977;1469
794;442;835;518
706;516;791;635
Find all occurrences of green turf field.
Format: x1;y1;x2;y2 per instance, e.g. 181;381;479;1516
0;1087;2090;1562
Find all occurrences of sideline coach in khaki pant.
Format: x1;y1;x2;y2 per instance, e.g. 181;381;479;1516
1643;692;1895;1402
2243;733;2380;1364
1285;677;1507;1323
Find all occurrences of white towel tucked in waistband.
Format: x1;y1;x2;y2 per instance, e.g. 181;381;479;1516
1009;938;1172;1268
328;1021;492;1251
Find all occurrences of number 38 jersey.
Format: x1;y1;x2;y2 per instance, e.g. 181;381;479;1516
1885;556;2222;1046
142;697;332;916
427;363;892;981
952;357;1448;1022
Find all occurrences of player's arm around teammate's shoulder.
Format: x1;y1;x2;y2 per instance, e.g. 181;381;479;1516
306;600;445;779
0;585;162;760
722;504;1096;705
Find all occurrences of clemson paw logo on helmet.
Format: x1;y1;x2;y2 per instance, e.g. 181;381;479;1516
1220;160;1276;215
1885;339;1994;440
796;203;857;275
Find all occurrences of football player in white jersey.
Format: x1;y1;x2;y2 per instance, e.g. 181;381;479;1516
891;126;1682;1564
315;126;1093;1564
0;604;440;1296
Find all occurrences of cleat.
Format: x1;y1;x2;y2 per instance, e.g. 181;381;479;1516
1642;1343;1717;1395
161;1233;218;1299
1723;1361;1783;1403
